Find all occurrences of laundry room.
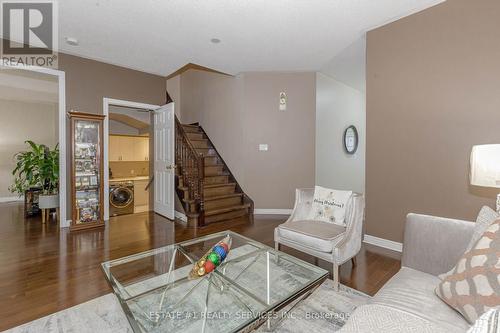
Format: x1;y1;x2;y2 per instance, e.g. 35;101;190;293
108;104;152;217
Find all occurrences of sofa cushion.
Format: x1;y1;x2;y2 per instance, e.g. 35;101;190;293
277;220;345;253
467;308;500;333
309;186;352;226
338;303;452;333
435;219;500;324
371;267;470;332
440;206;499;280
471;206;500;252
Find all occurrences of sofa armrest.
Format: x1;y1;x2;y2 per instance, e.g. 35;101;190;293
402;213;475;276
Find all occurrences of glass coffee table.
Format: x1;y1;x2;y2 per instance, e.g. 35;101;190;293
102;231;328;333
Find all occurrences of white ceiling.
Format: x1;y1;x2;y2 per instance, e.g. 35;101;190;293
58;0;444;76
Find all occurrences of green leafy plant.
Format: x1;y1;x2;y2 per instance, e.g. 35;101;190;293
9;141;59;195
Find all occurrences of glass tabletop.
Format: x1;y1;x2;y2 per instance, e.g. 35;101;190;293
102;231;328;333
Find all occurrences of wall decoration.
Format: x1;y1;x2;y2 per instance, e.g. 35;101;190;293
343;125;359;155
279;92;287;111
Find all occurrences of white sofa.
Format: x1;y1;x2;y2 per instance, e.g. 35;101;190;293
340;213;475;332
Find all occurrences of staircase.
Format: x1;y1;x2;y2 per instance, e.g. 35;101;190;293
175;118;254;227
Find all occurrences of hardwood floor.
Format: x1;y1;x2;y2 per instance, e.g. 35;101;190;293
0;202;400;331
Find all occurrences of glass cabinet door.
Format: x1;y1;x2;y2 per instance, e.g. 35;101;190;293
74;119;101;224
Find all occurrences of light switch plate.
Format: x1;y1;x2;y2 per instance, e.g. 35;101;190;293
259;144;269;151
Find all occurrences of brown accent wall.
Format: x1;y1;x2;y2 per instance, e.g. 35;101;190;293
366;0;500;242
180;70;316;209
58;53;166;219
59;53;166;112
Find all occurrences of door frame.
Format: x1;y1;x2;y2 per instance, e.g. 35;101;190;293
103;98;160;221
0;61;68;228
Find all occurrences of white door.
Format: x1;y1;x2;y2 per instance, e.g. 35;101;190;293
153;103;175;219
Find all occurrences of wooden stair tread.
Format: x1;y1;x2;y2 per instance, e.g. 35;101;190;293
204;193;243;201
204;182;236;189
204;173;229;178
176;121;254;226
182;193;242;204
205;204;250;216
183;163;223;169
195;149;216;156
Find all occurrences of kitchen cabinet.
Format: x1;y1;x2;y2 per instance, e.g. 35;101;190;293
109;135;121;161
109;135;149;162
133;137;149;161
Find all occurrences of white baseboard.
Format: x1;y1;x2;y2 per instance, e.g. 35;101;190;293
254;209;293;215
175;210;187;222
363;234;403;253
0;196;24;203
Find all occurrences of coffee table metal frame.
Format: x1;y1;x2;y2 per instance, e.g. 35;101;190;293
102;230;328;333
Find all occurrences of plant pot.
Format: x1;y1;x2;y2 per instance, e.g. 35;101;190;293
39;194;59;209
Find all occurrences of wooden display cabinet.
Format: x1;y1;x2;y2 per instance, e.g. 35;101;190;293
69;111;106;231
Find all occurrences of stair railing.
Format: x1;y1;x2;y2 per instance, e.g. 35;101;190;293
195;123;255;223
175;116;205;225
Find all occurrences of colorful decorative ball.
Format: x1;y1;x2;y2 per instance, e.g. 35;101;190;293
197;266;206;276
213;245;227;260
207;252;220;266
204;260;215;273
220;242;229;253
198;259;206;268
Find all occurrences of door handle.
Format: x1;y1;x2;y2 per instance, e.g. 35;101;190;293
165;164;177;170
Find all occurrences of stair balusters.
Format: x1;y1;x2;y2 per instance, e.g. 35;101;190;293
175;117;205;226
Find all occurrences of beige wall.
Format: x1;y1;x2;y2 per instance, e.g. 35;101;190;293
58;53;166;219
109;120;140;136
366;0;500;242
166;75;182;119
0;100;58;197
109;161;149;178
180;70;316;209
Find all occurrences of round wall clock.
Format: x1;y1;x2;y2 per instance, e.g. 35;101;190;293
343;125;359;155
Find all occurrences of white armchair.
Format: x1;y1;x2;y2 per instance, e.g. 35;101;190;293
274;188;365;290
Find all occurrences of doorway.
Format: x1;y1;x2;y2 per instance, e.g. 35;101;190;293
0;63;67;227
103;98;176;221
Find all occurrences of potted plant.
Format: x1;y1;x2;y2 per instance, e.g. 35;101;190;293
9;141;59;214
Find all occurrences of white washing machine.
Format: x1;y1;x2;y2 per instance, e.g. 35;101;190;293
109;181;134;216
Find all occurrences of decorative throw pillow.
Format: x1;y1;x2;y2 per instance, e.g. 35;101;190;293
440;206;500;280
469;206;500;252
309;186;352;226
467;309;500;333
435;219;500;324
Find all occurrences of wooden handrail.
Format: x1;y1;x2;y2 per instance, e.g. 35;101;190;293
175;116;205;225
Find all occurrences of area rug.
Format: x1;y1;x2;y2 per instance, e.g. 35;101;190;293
3;281;370;333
